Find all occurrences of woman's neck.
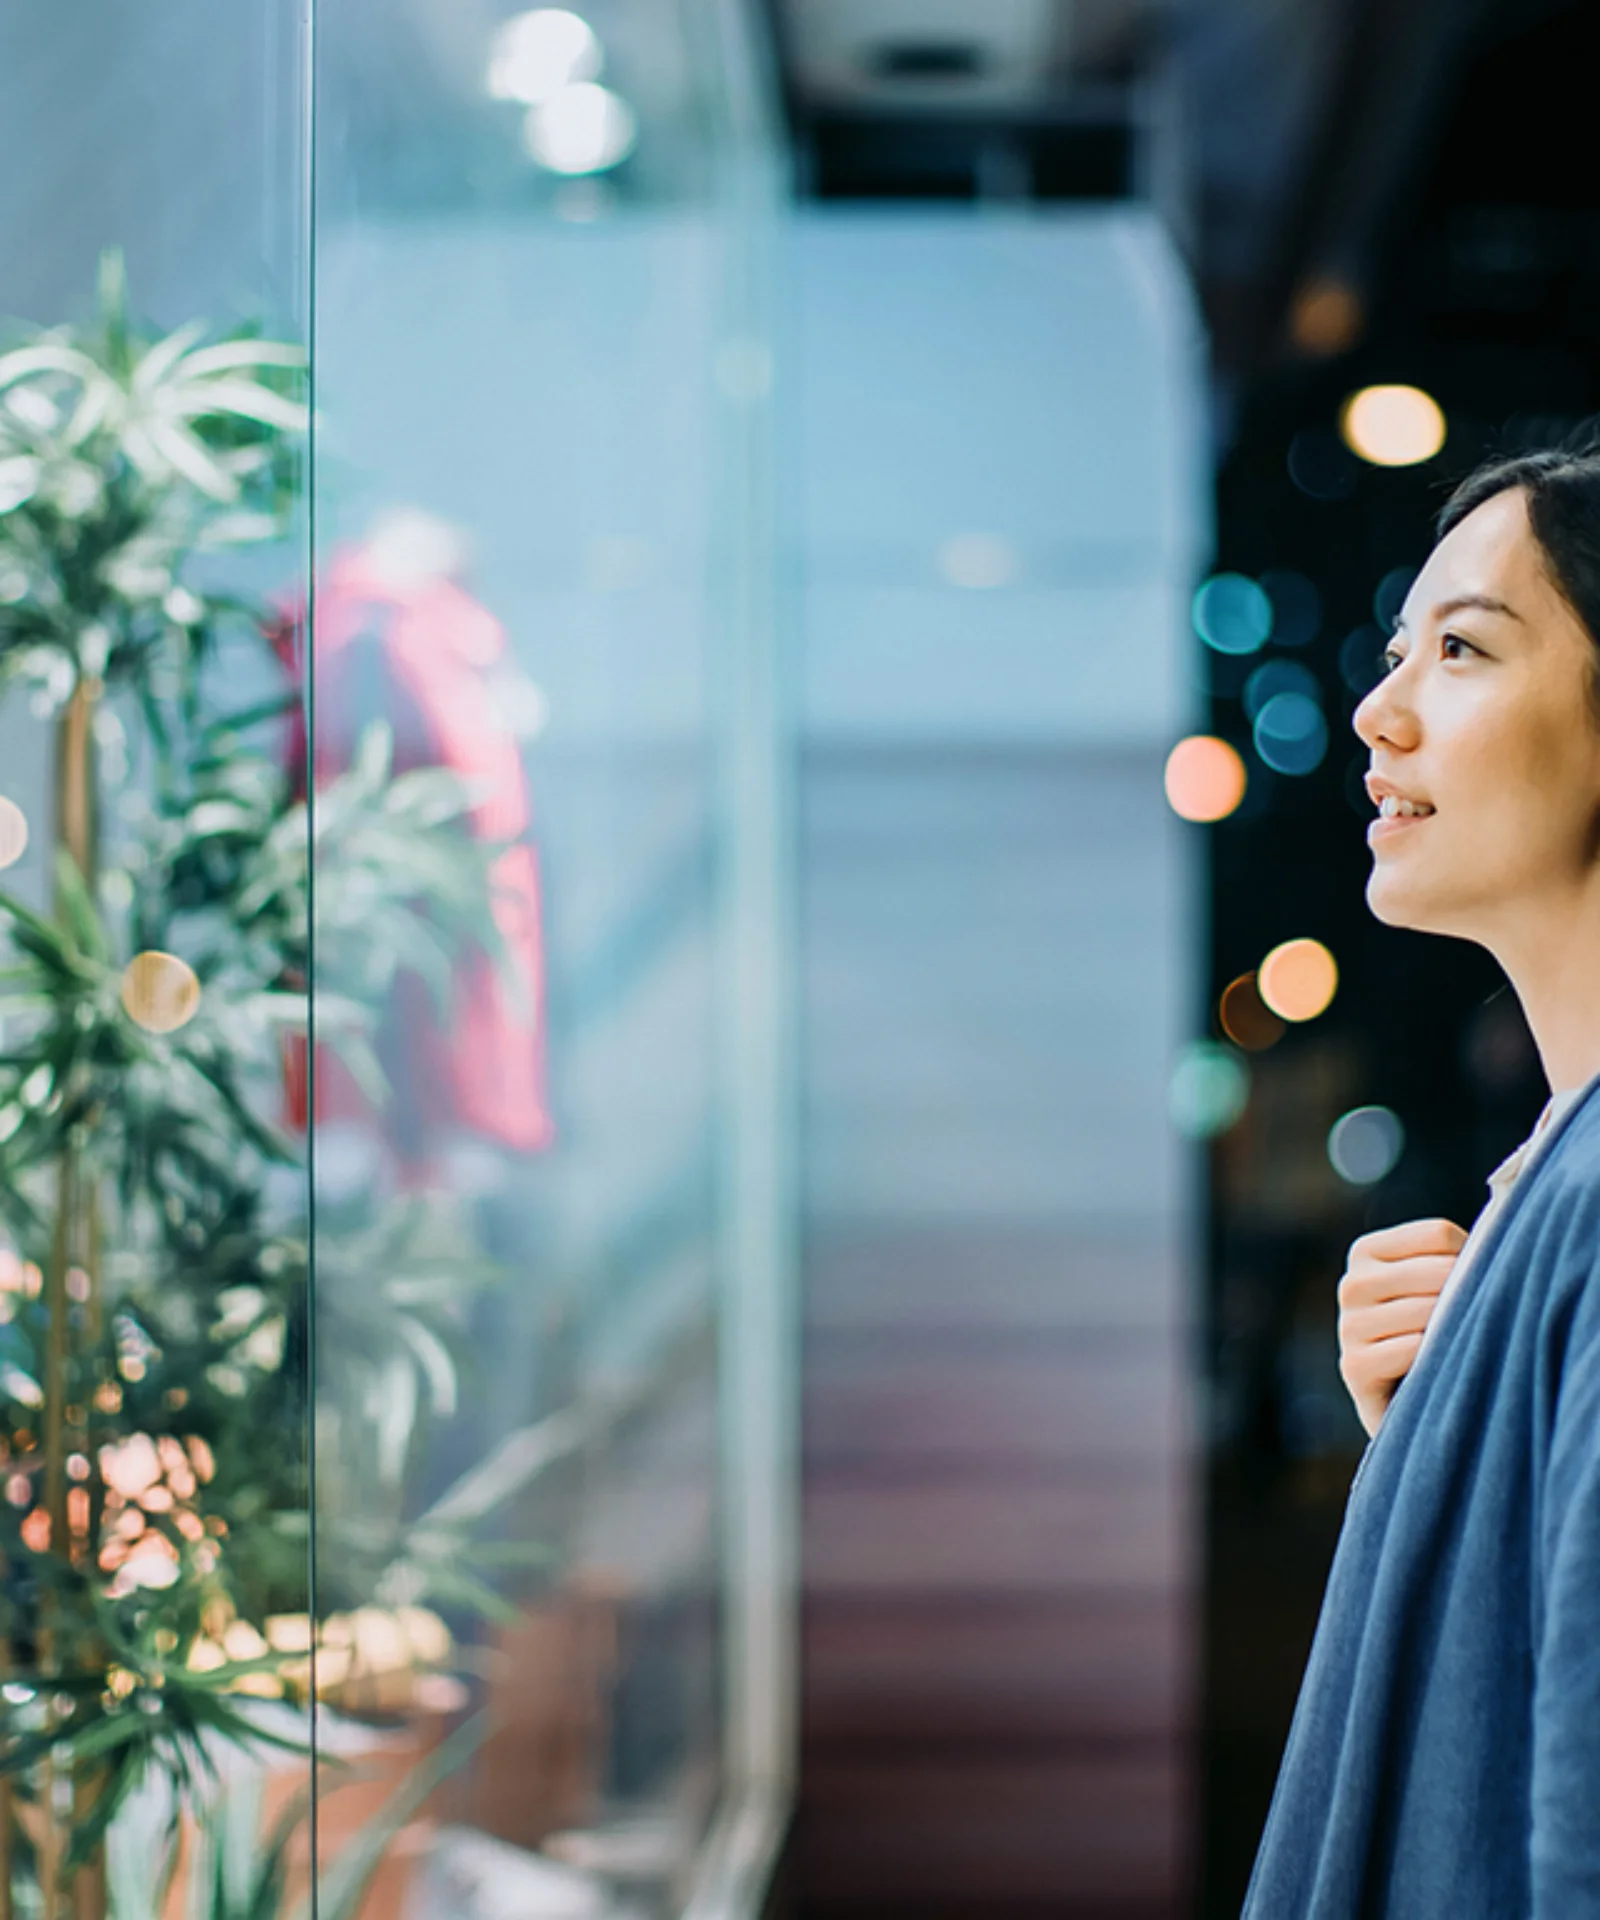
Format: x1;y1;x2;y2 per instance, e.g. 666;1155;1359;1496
1492;884;1600;1094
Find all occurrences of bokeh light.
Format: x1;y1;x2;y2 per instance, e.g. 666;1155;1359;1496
1339;384;1447;467
0;795;26;871
1165;735;1247;823
1259;570;1322;648
1219;973;1285;1051
1258;938;1338;1022
1169;1041;1251;1140
1288;276;1365;356
487;9;601;104
523;82;637;174
120;951;201;1034
1287;426;1358;501
1328;1105;1405;1185
1340;626;1386;695
1193;573;1273;655
1243;659;1320;721
1373;564;1417;634
1253;689;1328;775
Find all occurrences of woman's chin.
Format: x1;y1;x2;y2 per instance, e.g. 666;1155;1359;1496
1366;868;1427;930
1366;866;1464;937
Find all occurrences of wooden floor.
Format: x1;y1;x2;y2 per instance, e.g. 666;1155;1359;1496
794;748;1196;1918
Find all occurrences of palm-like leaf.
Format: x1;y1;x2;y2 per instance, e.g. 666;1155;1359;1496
0;260;548;1915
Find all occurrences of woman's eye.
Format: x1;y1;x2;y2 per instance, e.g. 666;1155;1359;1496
1441;633;1476;661
1381;650;1403;675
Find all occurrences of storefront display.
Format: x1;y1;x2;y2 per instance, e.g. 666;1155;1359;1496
0;4;791;1916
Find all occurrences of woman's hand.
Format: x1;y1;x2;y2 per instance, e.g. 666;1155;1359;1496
1337;1217;1469;1437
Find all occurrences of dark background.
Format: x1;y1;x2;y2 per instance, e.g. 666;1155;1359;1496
765;0;1599;1910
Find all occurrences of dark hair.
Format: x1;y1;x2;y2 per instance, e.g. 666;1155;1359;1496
1438;446;1600;661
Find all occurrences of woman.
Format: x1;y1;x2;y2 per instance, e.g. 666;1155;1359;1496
1244;449;1600;1915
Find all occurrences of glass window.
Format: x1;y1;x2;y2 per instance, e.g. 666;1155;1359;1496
2;4;790;1918
0;6;314;1917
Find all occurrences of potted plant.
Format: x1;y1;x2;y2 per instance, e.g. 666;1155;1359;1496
0;258;516;1920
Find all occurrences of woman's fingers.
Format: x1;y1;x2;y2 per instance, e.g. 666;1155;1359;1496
1341;1294;1439;1343
1338;1252;1458;1309
1341;1329;1424;1393
1349;1217;1469;1264
1337;1217;1470;1437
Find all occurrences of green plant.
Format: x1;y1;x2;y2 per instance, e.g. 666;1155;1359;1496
0;258;514;1919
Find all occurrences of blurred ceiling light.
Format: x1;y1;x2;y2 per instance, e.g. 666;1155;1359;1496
1258;938;1338;1023
1340;384;1447;467
1253;689;1327;776
1169;1041;1250;1141
488;9;601;104
1193;573;1273;655
1288;277;1365;357
523;82;637;175
1219;972;1285;1052
1328;1105;1405;1186
0;795;27;871
121;951;201;1035
938;533;1016;589
1164;735;1247;823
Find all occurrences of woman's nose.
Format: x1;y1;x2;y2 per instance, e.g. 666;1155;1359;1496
1353;666;1419;752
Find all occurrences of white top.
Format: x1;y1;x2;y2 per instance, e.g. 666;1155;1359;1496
1415;1081;1590;1361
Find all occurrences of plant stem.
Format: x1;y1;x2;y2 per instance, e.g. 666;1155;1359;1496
40;676;103;1920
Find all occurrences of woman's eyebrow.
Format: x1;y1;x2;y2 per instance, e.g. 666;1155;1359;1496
1393;592;1524;631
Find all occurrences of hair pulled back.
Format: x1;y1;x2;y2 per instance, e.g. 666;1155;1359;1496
1439;446;1600;661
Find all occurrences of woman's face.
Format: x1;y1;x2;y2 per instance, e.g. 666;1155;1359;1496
1354;486;1600;944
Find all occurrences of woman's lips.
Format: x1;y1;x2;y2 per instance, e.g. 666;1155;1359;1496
1367;811;1433;846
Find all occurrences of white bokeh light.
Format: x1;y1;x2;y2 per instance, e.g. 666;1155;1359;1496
487;9;601;105
1328;1106;1406;1186
523;82;637;175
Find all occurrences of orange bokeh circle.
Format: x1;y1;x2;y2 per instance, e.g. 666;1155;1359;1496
1258;938;1338;1023
1164;735;1247;823
1219;973;1286;1051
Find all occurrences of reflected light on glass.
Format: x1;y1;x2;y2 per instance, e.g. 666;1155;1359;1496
1340;385;1447;467
1253;689;1327;775
938;533;1016;589
1219;973;1285;1052
1328;1105;1405;1186
1170;1042;1250;1140
488;9;601;104
1164;735;1246;823
523;82;637;175
1193;573;1273;655
121;951;201;1034
1258;937;1338;1023
0;795;27;871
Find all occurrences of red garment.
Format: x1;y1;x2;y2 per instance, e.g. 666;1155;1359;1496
276;544;553;1162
